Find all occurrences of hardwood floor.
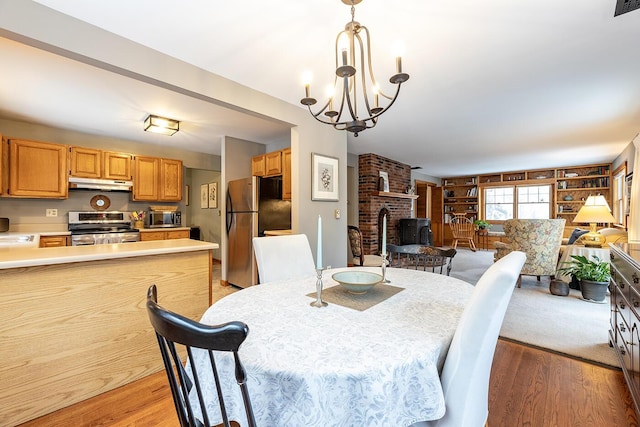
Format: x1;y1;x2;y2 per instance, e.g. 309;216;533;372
18;339;638;427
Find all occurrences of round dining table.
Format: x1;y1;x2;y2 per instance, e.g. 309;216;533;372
188;266;474;427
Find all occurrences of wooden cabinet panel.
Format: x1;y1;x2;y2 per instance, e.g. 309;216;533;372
39;235;70;248
282;148;291;200
70;147;101;178
159;158;183;201
103;151;132;180
166;229;190;239
265;151;282;176
139;231;166;241
132;156;159;201
133;156;182;202
252;154;265;177
8;139;68;198
140;229;190;241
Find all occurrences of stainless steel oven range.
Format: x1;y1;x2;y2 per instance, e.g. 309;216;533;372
68;211;140;246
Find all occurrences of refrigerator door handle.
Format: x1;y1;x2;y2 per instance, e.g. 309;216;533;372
226;189;233;235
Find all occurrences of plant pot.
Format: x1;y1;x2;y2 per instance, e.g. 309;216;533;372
549;279;570;296
580;279;608;302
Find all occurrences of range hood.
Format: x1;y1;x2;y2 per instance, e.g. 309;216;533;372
69;177;133;192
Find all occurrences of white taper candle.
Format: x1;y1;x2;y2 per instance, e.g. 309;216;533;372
317;215;322;269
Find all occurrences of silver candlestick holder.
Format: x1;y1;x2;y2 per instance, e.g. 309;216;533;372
381;253;390;283
310;268;328;307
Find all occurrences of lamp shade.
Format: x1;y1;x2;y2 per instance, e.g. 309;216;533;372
143;115;179;136
573;195;615;224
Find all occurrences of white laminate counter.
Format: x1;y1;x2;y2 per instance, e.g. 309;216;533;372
0;239;218;269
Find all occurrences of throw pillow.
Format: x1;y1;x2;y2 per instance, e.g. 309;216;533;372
568;228;589;245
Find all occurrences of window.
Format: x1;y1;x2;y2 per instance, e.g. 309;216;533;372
485;187;514;220
484;184;551;221
517;185;551;219
612;164;626;226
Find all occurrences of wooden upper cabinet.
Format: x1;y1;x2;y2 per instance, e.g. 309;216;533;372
132;156;159;201
159;158;183;201
132;156;182;201
70;147;101;178
252;154;265;177
282;147;291;200
70;147;132;180
7;139;68;198
0;134;6;196
103;151;132;180
265;151;282;176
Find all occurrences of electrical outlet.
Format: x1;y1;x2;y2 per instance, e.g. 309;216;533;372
334;209;341;219
46;209;58;217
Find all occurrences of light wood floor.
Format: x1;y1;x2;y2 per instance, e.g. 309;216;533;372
18;339;638;427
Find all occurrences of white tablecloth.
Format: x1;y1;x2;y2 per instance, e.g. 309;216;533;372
189;266;474;427
556;245;610;282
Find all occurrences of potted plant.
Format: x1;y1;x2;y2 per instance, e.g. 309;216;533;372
473;219;491;230
557;255;610;302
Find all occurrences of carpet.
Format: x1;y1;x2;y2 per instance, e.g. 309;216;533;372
448;248;619;367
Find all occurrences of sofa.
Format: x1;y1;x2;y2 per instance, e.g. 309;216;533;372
560;227;628;255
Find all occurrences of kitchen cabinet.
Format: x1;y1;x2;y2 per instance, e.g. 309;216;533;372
139;228;190;241
282;147;291;200
39;235;70;248
132;156;182;202
5;138;68;198
265;151;282;176
252;150;285;178
69;147;132;180
252;155;266;177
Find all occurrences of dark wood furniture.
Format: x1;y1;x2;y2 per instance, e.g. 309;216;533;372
609;242;640;416
146;285;256;427
387;244;456;275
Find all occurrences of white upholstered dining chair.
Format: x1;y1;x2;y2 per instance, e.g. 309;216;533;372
415;250;526;427
253;234;316;283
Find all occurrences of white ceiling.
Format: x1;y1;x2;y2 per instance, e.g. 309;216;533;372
1;0;639;176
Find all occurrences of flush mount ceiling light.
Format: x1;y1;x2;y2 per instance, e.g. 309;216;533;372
143;114;180;136
300;0;409;137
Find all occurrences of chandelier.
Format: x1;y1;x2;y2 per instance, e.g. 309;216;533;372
300;0;409;137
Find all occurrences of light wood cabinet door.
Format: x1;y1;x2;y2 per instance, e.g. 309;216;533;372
70;147;101;178
282;147;291;200
265;151;282;176
39;235;70;248
252;154;265;177
132;156;159;201
139;231;166;241
8;139;68;198
165;229;190;239
159;158;183;201
1;135;6;196
103;151;132;180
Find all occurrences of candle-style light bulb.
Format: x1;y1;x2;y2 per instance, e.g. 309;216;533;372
302;71;313;98
338;34;349;66
393;41;405;74
373;84;380;108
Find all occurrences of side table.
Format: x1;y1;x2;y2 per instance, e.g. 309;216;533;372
475;229;489;251
556;245;610;283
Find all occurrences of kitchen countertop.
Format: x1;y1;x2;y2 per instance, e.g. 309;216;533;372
0;239;218;270
264;229;292;236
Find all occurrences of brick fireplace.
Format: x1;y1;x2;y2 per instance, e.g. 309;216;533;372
358;153;414;255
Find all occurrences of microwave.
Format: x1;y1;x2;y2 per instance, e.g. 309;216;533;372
149;211;182;228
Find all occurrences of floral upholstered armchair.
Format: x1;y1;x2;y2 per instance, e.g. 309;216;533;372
494;219;566;287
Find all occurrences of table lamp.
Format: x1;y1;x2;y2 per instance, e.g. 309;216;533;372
572;195;615;247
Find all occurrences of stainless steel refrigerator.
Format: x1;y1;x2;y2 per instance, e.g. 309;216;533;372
226;176;291;288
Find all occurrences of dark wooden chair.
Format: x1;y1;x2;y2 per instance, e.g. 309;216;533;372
387;244;457;275
146;285;256;427
347;225;386;266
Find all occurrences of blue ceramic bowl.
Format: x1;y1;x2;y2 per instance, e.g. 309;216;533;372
332;271;383;294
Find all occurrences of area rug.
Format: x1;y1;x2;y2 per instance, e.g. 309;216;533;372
448;248;619;367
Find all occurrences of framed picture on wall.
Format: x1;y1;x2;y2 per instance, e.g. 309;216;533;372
311;153;339;201
208;182;218;209
200;184;208;209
